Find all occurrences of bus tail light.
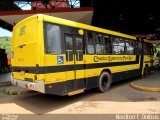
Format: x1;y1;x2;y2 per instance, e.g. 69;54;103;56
19;71;26;75
48;85;53;89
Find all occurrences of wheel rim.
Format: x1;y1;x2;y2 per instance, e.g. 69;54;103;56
102;76;108;89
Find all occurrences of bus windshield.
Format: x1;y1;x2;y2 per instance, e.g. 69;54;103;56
44;23;61;54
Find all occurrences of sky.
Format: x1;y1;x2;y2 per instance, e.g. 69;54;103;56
0;28;12;37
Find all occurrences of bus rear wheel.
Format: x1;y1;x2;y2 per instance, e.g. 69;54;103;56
98;71;112;93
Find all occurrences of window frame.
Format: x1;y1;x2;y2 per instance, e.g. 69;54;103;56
125;39;135;55
86;31;95;54
112;36;126;55
143;42;154;55
102;35;112;54
44;22;62;55
64;34;74;61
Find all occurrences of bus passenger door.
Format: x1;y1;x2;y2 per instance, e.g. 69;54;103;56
65;34;85;93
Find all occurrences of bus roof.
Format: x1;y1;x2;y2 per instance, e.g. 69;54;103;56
16;14;137;40
42;14;136;40
143;39;154;44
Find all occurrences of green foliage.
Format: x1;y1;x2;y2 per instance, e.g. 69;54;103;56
0;37;11;55
156;44;160;50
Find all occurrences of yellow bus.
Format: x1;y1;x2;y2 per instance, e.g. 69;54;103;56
11;14;154;96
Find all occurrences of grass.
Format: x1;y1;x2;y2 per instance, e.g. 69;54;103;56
0;37;11;55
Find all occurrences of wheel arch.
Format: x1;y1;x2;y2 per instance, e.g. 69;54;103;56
97;68;112;93
100;68;112;82
145;64;149;68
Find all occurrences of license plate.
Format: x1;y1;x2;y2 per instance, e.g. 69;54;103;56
20;71;25;75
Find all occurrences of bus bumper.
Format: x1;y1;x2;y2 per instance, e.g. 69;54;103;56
11;79;45;93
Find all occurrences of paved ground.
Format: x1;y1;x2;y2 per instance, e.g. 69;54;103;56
0;73;11;87
0;71;160;116
133;70;160;88
0;72;11;82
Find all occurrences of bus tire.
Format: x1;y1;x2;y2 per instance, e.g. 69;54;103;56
144;66;149;77
97;71;112;93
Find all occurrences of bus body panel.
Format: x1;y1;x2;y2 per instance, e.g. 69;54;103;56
12;15;45;82
12;16;40;66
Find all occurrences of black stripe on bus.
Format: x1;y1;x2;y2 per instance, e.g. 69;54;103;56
45;77;87;96
12;56;140;74
45;69;141;95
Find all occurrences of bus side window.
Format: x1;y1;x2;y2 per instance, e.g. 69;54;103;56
119;38;125;54
112;37;119;54
134;41;139;55
137;42;142;55
76;37;83;61
125;40;134;55
44;23;61;54
95;34;103;54
143;43;150;55
112;37;125;54
65;36;73;61
103;35;111;54
149;44;154;55
86;31;95;54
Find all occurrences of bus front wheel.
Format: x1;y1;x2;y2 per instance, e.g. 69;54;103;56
97;71;112;93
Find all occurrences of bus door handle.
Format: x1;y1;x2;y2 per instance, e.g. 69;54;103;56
66;50;73;61
76;50;83;61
